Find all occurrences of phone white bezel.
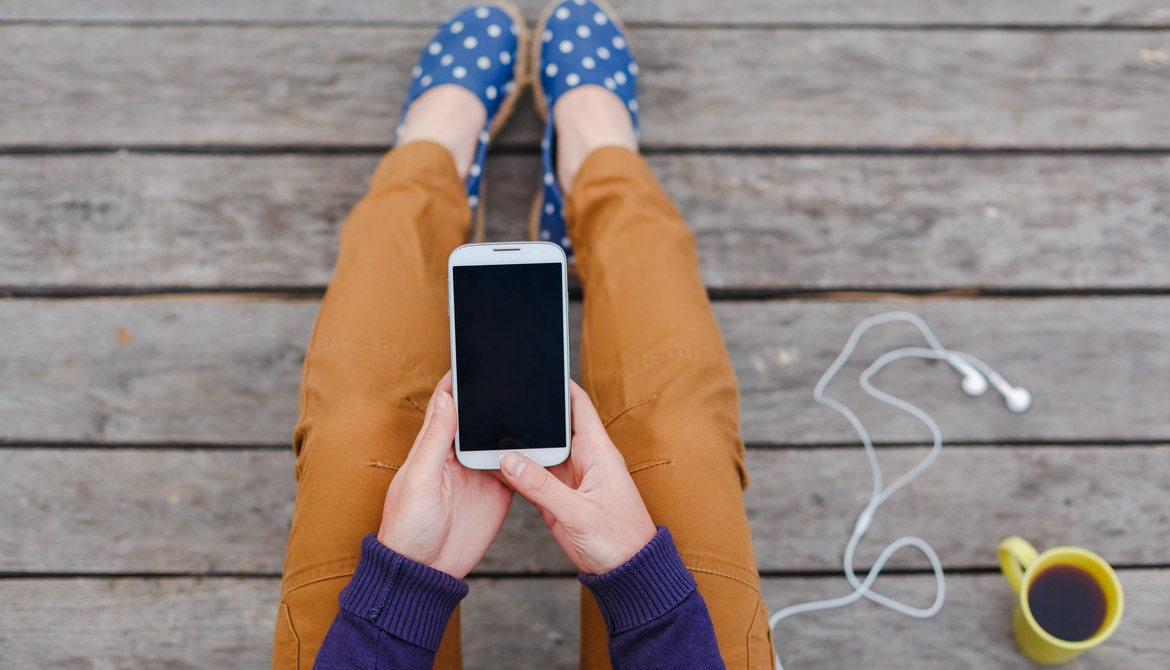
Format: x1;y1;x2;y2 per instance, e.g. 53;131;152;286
448;241;571;470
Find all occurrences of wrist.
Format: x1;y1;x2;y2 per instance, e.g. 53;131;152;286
592;518;657;574
376;527;441;574
580;526;697;634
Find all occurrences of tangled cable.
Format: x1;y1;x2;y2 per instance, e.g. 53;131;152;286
770;311;1030;670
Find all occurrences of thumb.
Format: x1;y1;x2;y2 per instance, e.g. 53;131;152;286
500;451;577;519
410;388;456;473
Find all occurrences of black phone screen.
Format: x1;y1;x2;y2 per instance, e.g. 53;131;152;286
452;262;567;451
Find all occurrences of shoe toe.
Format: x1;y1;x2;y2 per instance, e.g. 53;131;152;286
538;0;638;127
405;5;523;121
399;4;526;211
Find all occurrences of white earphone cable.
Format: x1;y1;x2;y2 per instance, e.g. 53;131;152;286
770;311;1026;669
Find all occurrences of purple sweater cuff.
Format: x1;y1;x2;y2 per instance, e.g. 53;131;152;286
338;534;469;652
579;526;697;635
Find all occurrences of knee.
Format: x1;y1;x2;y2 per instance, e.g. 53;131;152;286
294;341;435;462
294;391;422;478
599;352;748;489
301;340;435;416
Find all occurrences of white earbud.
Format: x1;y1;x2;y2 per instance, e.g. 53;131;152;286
1003;386;1032;413
983;369;1031;412
951;352;1032;413
945;353;987;396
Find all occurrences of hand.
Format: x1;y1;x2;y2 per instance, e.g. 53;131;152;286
500;381;657;574
377;372;513;579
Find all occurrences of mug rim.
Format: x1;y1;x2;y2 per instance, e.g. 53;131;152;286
1018;546;1125;650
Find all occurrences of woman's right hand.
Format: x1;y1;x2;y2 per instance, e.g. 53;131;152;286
500;381;657;575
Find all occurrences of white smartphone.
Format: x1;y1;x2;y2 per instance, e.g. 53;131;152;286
447;242;571;470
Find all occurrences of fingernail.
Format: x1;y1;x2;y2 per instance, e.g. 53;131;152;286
434;391;449;414
500;452;525;478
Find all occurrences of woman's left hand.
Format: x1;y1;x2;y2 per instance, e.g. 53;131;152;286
376;371;512;579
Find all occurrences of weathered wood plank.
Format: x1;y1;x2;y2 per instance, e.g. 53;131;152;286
0;578;283;670
1;571;1166;668
5;153;1169;291
0;449;297;574
4;26;1169;148
0;153;365;290
0;297;314;444
2;0;1167;26
2;296;1168;445
2;446;1167;574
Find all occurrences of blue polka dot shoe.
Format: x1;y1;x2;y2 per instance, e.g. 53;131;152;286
396;3;528;241
530;0;639;260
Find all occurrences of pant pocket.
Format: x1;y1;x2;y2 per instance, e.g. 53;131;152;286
272;602;301;670
747;598;776;670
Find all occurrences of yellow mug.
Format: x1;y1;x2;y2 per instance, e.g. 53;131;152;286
997;536;1124;665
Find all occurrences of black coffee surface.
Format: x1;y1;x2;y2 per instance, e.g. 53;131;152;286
1028;565;1107;642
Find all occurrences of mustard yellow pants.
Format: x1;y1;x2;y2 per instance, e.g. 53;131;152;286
272;141;775;669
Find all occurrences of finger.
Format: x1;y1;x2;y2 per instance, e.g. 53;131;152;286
410;386;457;474
499;451;579;522
569;381;607;439
418;372;454;465
566;382;622;470
398;374;455;473
412;372;453;450
436;370;453;395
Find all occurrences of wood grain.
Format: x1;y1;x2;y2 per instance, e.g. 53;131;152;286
1;571;1166;668
0;153;366;290
2;0;1167;26
4;153;1169;291
2;446;1167;574
0;578;283;670
4;26;1169;148
2;296;1167;445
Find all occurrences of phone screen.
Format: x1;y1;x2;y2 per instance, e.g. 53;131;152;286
452;262;567;452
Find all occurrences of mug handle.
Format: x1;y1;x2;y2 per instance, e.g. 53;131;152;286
998;536;1039;595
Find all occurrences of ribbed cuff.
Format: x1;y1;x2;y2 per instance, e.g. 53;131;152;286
579;527;697;635
338;535;469;652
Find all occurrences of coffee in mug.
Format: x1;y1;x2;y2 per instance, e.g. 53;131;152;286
998;536;1124;665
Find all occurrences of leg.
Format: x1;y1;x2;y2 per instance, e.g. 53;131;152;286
567;145;775;667
272;139;469;669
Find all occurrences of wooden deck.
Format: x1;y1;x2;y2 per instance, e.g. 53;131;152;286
2;1;1169;667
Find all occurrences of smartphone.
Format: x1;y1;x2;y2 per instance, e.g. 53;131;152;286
447;242;571;469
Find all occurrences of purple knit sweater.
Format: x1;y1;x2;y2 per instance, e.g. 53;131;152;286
314;527;725;669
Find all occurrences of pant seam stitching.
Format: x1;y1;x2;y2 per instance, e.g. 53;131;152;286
603;392;659;428
626;457;675;474
283;557;360;594
404;394;427;415
686;565;763;593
